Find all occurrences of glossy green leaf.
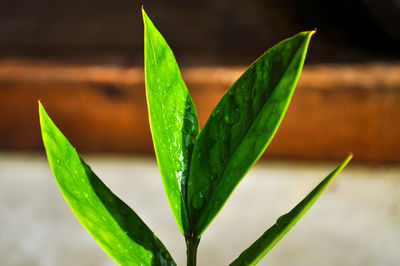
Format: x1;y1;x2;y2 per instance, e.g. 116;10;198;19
39;102;176;266
187;31;315;236
142;9;199;236
230;155;352;266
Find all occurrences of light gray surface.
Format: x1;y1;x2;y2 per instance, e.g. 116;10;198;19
0;153;399;266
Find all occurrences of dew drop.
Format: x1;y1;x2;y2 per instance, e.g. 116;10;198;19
276;213;291;227
184;114;196;132
224;111;239;124
184;113;194;123
223;98;240;124
184;133;193;146
192;192;205;210
202;183;212;199
215;105;221;115
176;116;182;126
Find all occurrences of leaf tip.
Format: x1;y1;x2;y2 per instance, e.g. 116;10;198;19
38;100;46;120
38;101;54;135
345;153;353;164
141;6;148;23
312;27;317;34
308;29;316;38
337;153;353;173
141;6;146;18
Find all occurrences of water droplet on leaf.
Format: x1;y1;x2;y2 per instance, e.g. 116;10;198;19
184;133;193;146
192;192;205;210
276;213;291;227
224;111;239;124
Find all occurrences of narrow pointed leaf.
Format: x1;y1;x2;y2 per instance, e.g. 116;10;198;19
143;9;199;236
188;31;315;236
39;102;176;266
230;155;352;266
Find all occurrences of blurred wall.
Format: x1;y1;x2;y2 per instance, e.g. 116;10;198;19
0;0;398;65
0;0;399;162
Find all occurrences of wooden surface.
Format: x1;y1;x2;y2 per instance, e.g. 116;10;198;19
0;59;399;162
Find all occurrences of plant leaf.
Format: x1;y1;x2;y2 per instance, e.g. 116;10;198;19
230;155;352;266
39;102;176;266
187;31;315;236
142;9;199;236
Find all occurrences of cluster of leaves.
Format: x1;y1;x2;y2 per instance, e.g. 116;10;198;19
39;9;351;266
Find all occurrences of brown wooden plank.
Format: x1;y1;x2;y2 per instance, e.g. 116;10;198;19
0;59;399;162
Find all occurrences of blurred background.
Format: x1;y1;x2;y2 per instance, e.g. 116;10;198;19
0;0;399;265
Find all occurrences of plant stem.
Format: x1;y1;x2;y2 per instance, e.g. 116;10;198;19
185;233;200;266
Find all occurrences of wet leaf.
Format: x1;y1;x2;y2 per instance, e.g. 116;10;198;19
187;31;315;237
142;9;199;236
230;155;352;266
39;102;176;266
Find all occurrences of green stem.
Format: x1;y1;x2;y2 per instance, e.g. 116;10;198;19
185;233;200;266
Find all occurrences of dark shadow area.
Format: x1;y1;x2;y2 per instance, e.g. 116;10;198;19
181;95;199;231
0;0;398;65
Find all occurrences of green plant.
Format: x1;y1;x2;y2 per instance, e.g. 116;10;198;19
39;8;352;266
